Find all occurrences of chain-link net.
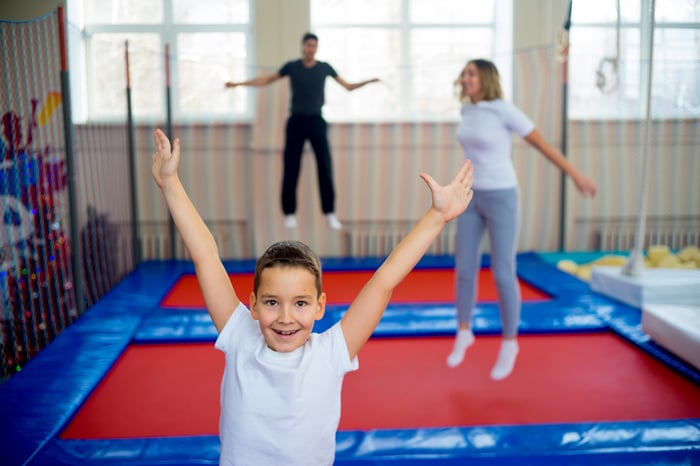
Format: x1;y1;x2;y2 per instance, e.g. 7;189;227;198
74;122;134;306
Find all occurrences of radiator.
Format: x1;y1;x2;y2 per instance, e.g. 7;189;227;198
597;218;700;251
139;221;251;260
345;222;456;257
139;232;171;260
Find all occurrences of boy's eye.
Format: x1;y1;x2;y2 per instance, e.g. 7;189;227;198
295;300;308;307
264;299;278;306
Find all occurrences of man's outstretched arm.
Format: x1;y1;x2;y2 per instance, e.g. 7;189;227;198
225;72;282;88
334;75;380;91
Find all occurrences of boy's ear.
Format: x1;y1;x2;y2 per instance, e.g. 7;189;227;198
315;292;327;321
249;291;260;320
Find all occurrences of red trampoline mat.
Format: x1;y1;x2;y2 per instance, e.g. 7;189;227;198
161;268;550;308
61;333;700;439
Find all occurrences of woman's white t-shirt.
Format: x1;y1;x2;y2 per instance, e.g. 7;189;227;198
456;99;535;190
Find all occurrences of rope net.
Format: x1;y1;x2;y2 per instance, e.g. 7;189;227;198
1;11;135;382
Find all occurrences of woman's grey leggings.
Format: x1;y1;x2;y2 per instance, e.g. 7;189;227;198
455;188;521;337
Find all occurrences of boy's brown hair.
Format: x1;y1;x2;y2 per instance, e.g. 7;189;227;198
254;240;323;296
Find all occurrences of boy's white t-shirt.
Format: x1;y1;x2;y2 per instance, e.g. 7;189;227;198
456;99;535;191
215;303;358;466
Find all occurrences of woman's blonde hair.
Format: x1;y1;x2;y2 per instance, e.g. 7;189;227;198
455;59;504;103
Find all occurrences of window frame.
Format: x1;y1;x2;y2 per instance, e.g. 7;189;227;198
72;0;253;123
310;0;511;123
568;0;700;121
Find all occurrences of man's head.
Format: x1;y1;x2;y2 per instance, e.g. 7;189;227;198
250;240;326;352
301;32;318;62
302;32;318;44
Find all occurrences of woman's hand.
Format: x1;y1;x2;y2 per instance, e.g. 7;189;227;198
573;173;597;198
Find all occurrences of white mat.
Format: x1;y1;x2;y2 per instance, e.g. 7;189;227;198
590;266;700;309
642;304;700;370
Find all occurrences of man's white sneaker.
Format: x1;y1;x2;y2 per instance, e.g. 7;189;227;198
325;213;342;230
284;215;297;229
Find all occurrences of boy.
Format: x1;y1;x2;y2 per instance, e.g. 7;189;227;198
151;128;473;465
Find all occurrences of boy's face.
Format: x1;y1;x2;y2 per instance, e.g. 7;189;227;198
250;265;326;352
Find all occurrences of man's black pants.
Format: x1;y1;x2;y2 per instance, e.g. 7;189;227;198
281;114;335;215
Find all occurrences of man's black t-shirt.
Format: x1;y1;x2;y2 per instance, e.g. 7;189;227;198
279;59;338;115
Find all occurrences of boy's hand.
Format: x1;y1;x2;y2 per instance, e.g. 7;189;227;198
151;128;180;188
419;160;473;223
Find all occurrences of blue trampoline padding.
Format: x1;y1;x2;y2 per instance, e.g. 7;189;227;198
134;252;607;343
0;261;185;466
537;250;631;266
592;297;700;385
2;253;700;466
135;308;220;342
134;301;607;343
25;420;700;465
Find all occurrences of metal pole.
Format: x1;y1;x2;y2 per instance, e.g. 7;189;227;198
557;0;573;251
125;41;141;266
622;0;656;277
559;66;568;251
57;6;85;314
165;43;176;259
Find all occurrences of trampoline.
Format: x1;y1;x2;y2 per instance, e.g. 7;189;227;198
2;253;699;465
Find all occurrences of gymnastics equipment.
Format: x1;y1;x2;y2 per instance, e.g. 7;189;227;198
620;0;655;279
586;0;700;312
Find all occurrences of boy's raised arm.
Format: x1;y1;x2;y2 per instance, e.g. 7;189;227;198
340;161;473;359
152;129;240;332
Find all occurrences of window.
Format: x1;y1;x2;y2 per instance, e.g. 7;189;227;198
569;0;700;119
311;0;511;121
72;0;251;122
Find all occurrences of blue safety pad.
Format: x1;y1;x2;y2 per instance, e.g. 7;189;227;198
134;252;606;342
320;254;461;271
26;420;700;465
592;296;700;385
135;301;606;343
533;252;700;385
0;260;188;466
2;253;700;466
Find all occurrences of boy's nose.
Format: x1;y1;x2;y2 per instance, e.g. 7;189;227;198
279;304;294;322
